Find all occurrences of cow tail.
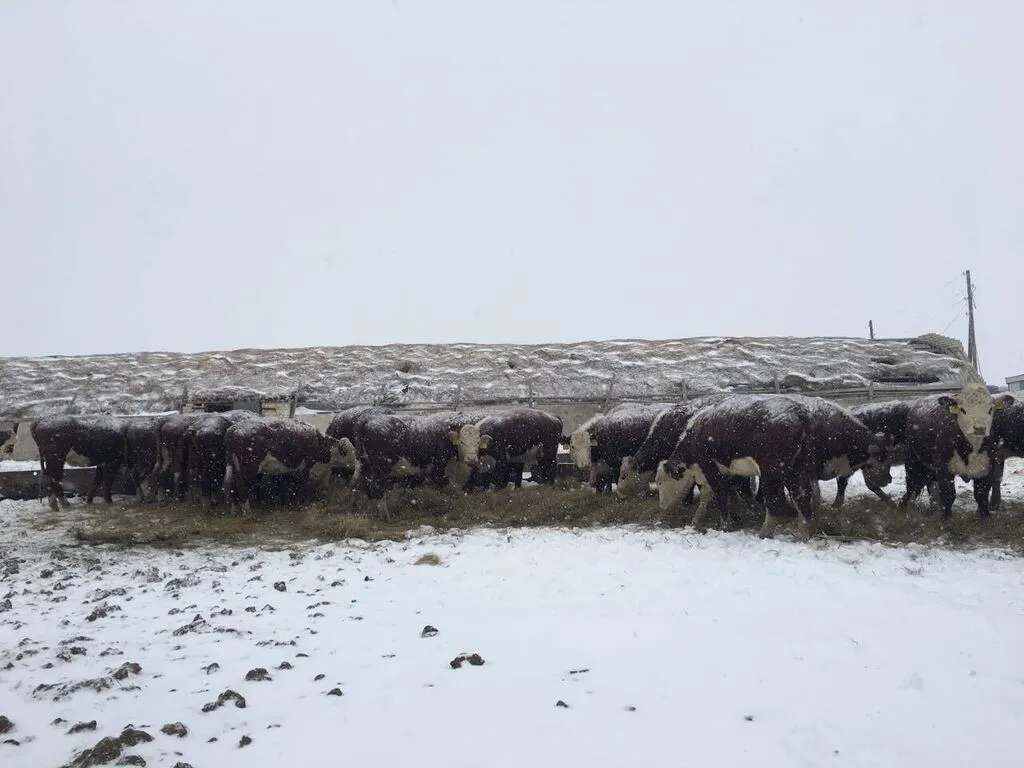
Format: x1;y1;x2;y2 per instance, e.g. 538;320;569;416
223;459;234;502
37;453;46;505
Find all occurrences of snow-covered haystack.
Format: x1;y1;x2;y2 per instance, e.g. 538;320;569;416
0;334;980;419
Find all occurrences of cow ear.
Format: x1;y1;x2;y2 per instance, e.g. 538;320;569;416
448;430;460;446
480;434;492;449
938;395;960;414
994;394;1015;411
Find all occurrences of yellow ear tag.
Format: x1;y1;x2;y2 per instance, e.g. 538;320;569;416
590;436;598;446
948;405;961;415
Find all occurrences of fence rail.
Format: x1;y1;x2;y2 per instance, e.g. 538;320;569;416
0;381;969;424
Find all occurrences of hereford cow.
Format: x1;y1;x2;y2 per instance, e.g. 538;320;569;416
454;408;563;490
564;403;671;493
990;394;1023;510
898;383;1014;519
616;395;731;498
350;409;486;517
781;394;891;509
30;415;129;511
325;405;391;485
124;416;173;502
182;409;260;510
223;418;358;514
154;413;202;500
832;400;911;507
659;394;888;540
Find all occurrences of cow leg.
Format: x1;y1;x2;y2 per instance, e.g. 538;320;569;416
758;475;789;539
989;453;1005;511
899;459;929;509
935;476;957;519
376;493;392;522
133;470;145;503
682;481;698;507
789;477;817;541
86;465;104;505
492;459;511;489
832;475;849;508
102;463;118;504
45;456;69;510
693;467;730;532
510;463;525;488
972;475;993;519
809;480;822;513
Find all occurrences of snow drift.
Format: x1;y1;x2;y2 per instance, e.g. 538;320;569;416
0;333;979;419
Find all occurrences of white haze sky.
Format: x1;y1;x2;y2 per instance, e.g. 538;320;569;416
1;1;1021;384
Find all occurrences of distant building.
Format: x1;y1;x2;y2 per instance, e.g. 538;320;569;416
1007;374;1024;394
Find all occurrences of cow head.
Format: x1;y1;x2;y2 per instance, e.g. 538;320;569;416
655;459;699;511
454;423;492;466
939;383;1008;443
567;427;597;470
616;456;640;497
321;435;359;471
859;432;893;487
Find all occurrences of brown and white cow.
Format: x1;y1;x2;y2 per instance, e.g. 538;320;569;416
124;416;174;502
659;394;888;540
990;393;1023;510
30;415;129;511
899;384;1014;518
154;413;203;500
454;407;563;490
831;400;911;507
616;395;732;498
563;403;671;493
182;410;260;510
350;409;487;517
325;405;392;485
223;418;357;515
781;394;892;512
658;395;815;537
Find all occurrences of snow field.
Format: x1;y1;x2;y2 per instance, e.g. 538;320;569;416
0;461;1022;767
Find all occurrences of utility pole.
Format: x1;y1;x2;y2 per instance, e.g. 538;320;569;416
965;269;979;372
868;320;875;340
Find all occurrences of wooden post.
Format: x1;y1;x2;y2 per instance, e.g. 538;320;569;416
966;269;979;372
869;320;875;340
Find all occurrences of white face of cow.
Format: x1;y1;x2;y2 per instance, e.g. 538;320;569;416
862;461;892;489
455;424;491;466
329;437;358;470
567;428;595;470
655;460;699;511
942;383;1000;444
616;456;642;497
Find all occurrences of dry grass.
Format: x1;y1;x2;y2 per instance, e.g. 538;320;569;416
27;478;1024;556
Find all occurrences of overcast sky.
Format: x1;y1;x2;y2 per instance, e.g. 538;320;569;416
1;1;1021;384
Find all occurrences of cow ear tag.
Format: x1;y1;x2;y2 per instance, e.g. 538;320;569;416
590;436;598;446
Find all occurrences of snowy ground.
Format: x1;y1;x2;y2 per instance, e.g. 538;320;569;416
1;462;1023;768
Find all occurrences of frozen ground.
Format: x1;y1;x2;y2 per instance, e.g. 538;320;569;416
1;462;1023;768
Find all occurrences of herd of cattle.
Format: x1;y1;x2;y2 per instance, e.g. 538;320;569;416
18;381;1024;539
